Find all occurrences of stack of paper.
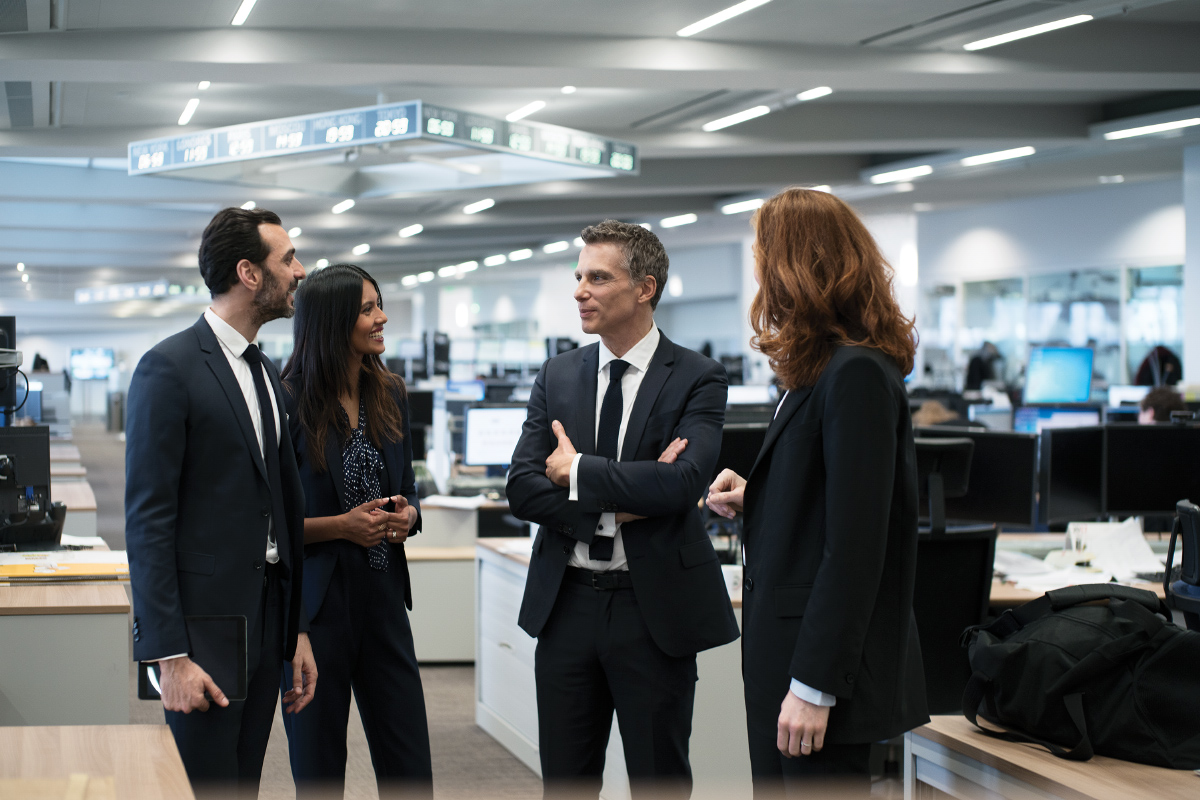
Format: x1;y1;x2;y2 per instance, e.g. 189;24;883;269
1067;518;1164;582
0;550;128;580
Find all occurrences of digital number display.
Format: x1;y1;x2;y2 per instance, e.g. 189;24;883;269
275;131;304;149
609;152;634;171
508;133;532;151
326;124;355;144
426;118;455;137
470;126;495;145
375;117;409;137
228;138;255;157
577;147;602;165
137;151;166;170
541;135;568;159
183;145;209;162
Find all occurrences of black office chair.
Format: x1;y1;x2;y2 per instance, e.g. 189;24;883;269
1167;500;1200;631
913;437;999;714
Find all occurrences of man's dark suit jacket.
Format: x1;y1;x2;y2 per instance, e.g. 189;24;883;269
507;333;740;658
741;346;929;744
125;315;307;669
281;378;422;618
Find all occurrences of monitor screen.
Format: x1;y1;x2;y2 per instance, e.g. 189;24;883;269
712;424;768;481
1105;425;1200;516
464;405;527;467
69;347;114;381
1108;385;1150;408
446;380;485;401
916;427;1039;526
727;385;777;405
1013;406;1101;434
1039;426;1104;523
1024;347;1093;404
407;390;435;428
395;339;424;359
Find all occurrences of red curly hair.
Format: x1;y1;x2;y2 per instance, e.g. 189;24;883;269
749;188;917;390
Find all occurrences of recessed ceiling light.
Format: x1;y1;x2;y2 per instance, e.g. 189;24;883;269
963;14;1092;51
543;241;570;254
702;105;770;132
177;98;200;126
16;263;24;272
438;265;457;277
197;81;211;91
506;101;546;122
231;0;258;26
639;223;652;230
573;237;585;248
561;86;577;95
463;198;495;214
399;223;423;238
457;260;479;273
240;200;256;210
287;226;301;237
21;274;29;283
721;198;764;215
960;146;1036;166
508;248;533;261
315;258;330;268
1099;175;1125;184
796;86;833;102
417;271;435;282
401;275;419;288
352;243;370;255
660;213;698;228
484;254;507;267
677;0;773;37
331;199;355;214
1104;118;1200;140
870;165;933;184
667;276;684;297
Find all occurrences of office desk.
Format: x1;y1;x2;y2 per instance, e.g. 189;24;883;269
50;479;97;539
0;584;129;725
419;498;518;547
0;724;193;800
475;538;750;800
49;463;87;480
990;578;1165;609
406;545;475;662
48;444;81;464
905;715;1197;800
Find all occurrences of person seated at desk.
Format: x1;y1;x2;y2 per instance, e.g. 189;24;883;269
1138;386;1186;424
911;399;984;429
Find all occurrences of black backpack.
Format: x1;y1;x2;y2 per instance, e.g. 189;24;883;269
961;583;1200;770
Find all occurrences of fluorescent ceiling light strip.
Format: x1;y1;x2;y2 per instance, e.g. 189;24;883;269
721;198;764;215
401;275;419;287
399;224;423;237
561;86;577;95
870;165;932;184
352;243;370;255
463;198;495;214
331;199;355;214
177;98;200;126
573;237;585;248
231;0;258;26
963;14;1092;51
543;241;569;254
438;266;457;277
240;200;256;210
417;271;435;282
484;254;507;267
457;260;479;273
677;0;773;37
506;101;546;122
197;81;211;91
661;213;698;228
508;248;533;261
796;86;833;102
287;227;302;237
960;146;1036;166
1103;118;1200;140
315;259;330;268
702;105;770;132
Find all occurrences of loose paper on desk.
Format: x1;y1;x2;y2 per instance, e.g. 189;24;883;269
422;494;489;510
1067;517;1163;582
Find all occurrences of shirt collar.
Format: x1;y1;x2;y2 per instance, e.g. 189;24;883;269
598;324;660;375
204;307;252;359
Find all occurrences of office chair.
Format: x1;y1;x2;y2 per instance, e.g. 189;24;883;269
913;437;999;714
1166;500;1200;631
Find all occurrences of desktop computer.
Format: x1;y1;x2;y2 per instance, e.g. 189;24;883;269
0;425;66;549
916;427;1039;527
1024;347;1093;404
1105;425;1200;517
1038;426;1105;524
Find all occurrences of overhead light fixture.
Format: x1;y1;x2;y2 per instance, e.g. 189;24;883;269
178;98;200;126
438;265;457;278
721;198;765;215
810;184;832;192
796;86;833;102
197;81;211;91
484;254;507;267
677;0;773;37
1099;175;1125;184
660;213;698;228
401;275;419;288
399;223;423;237
463;198;495;214
639;223;652;230
16;263;24;272
231;0;258;26
287;226;301;237
457;260;479;273
509;248;533;261
543;241;570;254
667;276;684;298
561;86;577;95
506;101;546;122
240;200;256;210
21;274;29;283
702;105;770;132
573;237;585;248
315;258;330;268
870;165;933;184
960;146;1036;166
331;199;355;214
963;14;1092;51
417;271;435;282
352;243;370;255
1103;117;1200;140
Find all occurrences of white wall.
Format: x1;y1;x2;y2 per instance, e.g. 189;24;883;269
1184;145;1200;384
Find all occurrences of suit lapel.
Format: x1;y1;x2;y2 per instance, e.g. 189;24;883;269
195;317;270;484
575;345;599;456
747;386;814;480
620;335;674;459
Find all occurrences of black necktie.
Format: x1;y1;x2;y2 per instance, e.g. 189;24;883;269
243;344;287;565
590;359;630;562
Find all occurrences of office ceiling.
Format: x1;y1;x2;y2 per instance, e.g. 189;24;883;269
2;0;1199;327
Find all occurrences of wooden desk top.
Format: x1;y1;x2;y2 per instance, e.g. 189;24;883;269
48;444;81;463
422;499;510;512
50;480;97;512
990;578;1166;608
49;464;87;478
0;584;129;616
913;715;1198;800
405;546;476;562
0;724;193;800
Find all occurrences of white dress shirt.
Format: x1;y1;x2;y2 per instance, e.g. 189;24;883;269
566;325;661;571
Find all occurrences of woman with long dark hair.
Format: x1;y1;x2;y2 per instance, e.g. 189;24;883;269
708;188;928;793
279;263;432;797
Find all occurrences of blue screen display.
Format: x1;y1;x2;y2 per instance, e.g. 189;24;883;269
1024;347;1093;404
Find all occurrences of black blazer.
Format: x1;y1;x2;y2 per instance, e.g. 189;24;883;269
282;378;422;619
125;316;307;665
741;346;928;744
507;333;740;658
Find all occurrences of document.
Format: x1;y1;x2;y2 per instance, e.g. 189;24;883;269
1067;518;1164;582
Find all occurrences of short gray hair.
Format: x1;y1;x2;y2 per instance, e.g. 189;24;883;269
580;219;669;310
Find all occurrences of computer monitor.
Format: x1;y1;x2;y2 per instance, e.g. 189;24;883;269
727;385;777;405
1039;426;1104;524
1024;347;1093;404
69;347;114;381
446;380;486;402
396;339;424;360
1108;385;1150;408
712;424;768;481
916;428;1039;527
967;405;1013;431
408;426;427;461
0;425;52;535
16;388;41;423
1013;406;1101;434
1105;425;1200;516
406;389;434;428
463;404;528;467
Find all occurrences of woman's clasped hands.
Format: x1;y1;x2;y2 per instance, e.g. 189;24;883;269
341;495;417;547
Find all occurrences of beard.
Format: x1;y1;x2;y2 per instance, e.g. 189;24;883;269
251;266;295;326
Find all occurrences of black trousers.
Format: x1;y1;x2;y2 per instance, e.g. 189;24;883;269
535;575;698;799
165;563;285;800
281;548;432;799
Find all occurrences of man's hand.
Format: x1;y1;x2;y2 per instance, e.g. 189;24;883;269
777;690;830;758
283;632;317;714
613;438;689;524
707;469;747;519
339;498;391;548
380;495;417;544
157;656;228;714
545;420;577;488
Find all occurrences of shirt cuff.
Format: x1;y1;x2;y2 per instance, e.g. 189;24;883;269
790;679;837;707
596;512;617;538
151;653;188;662
568;453;582;502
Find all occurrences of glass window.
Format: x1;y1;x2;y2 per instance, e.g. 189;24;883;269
1026;269;1121;386
919;284;958;387
961;278;1025;385
1125;265;1183;384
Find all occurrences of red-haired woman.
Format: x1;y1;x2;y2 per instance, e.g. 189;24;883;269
708;188;928;792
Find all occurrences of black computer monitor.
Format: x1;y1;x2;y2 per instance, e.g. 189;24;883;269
407;389;434;428
916;427;1039;527
463;404;528;467
1039;426;1104;524
1013;405;1101;434
712;424;768;481
1105;425;1200;516
408;426;427;461
0;425;52;535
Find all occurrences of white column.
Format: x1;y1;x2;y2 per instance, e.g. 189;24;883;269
1184;145;1200;385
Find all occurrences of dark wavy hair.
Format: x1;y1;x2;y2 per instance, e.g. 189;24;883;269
749;188;917;390
198;207;283;295
282;264;405;472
